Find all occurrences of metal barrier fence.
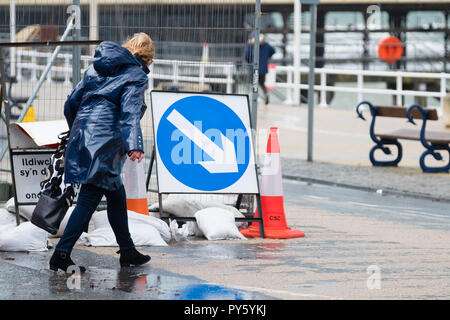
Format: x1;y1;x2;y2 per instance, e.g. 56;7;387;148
15;50;236;93
269;65;450;109
1;0;256;211
18;48;450;112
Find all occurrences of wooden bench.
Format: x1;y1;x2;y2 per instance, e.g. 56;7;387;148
356;101;450;173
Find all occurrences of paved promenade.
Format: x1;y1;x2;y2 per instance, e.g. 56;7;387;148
257;104;450;201
5;83;449;201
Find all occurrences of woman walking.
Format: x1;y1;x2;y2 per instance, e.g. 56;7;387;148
49;33;154;272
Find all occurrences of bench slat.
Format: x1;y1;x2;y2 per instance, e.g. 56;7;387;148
370;106;438;121
377;128;450;144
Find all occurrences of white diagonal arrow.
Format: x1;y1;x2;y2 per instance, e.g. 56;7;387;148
166;109;238;173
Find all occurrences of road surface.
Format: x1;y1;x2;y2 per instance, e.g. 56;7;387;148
0;179;449;300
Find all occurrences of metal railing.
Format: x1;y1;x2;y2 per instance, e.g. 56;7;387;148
14;49;450;109
15;49;235;93
147;59;234;93
270;65;450;109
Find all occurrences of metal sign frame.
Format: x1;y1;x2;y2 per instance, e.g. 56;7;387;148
0;47;21;225
0;40;103;225
147;90;265;237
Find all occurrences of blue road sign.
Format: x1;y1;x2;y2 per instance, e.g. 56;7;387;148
156;95;252;192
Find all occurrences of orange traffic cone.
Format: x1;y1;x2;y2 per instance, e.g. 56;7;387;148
240;127;305;239
123;157;149;215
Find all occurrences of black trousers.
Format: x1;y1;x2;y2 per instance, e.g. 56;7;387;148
259;73;267;95
55;184;134;253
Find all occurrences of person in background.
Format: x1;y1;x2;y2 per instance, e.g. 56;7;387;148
49;33;154;272
244;33;276;105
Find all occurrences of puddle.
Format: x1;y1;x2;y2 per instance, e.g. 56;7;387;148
47;267;266;300
166;241;288;261
0;250;274;300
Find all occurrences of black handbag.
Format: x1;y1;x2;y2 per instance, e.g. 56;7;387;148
31;131;76;235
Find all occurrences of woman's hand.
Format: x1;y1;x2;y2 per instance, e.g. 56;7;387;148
128;150;144;163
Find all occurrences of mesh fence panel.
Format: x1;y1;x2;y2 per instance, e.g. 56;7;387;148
0;1;256;212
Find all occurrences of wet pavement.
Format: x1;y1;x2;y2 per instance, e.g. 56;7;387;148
1;179;449;300
257;104;450;201
0;248;273;300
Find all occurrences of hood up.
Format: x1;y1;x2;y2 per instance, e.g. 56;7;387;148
93;41;148;76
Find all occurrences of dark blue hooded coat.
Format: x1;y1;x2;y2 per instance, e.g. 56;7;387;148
244;39;275;75
63;41;149;190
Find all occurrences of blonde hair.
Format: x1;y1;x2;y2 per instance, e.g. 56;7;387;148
123;32;155;65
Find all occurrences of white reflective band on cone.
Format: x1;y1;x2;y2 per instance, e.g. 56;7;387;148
260;153;283;197
123;157;149;215
265;64;276;91
123;158;147;199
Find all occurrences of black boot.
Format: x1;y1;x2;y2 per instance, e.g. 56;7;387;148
117;247;151;267
49;250;86;273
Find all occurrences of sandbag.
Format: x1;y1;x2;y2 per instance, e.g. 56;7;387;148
91;211;109;229
92;210;171;243
169;193;237;206
169;219;189;242
4;199;73;238
0;208;18;225
195;207;247;241
0;223;15;234
52;207;75;238
184;221;203;238
148;196;203;218
0;208;17;233
5;197;34;221
168;219;203;242
127;211;171;243
81;223;167;247
0;221;49;252
149;194;248;228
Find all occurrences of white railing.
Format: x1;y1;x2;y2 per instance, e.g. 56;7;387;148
14;49;450;108
15;50;235;93
147;59;234;93
269;65;450;109
16;50;91;85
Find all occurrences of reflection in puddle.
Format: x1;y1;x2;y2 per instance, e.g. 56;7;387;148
173;284;245;300
177;242;288;261
116;269;152;293
48;267;262;300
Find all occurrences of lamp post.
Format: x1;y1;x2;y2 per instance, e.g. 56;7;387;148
303;0;319;162
72;0;81;88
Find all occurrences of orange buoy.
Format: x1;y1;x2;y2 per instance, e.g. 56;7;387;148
378;36;403;64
